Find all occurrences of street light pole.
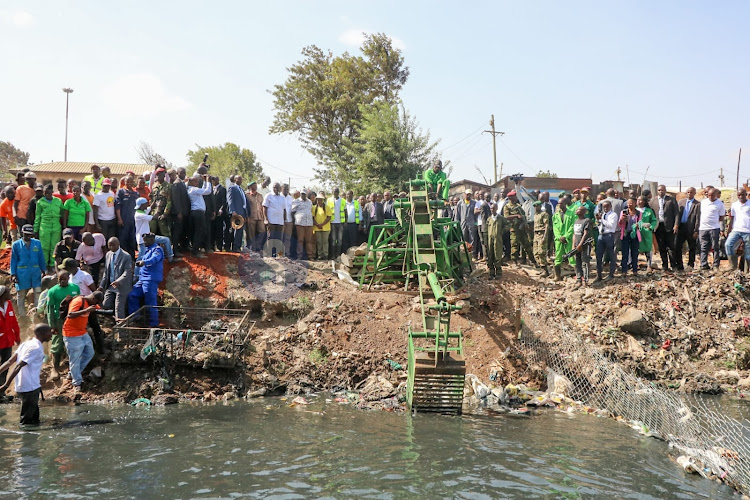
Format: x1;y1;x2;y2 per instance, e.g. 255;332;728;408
62;88;74;161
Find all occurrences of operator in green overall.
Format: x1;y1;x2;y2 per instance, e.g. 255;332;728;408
423;160;450;200
33;184;64;271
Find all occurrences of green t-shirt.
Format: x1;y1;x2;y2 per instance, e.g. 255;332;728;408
63;198;91;227
424;168;447;187
46;283;80;329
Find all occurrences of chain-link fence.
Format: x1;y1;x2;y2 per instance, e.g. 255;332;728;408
518;305;750;494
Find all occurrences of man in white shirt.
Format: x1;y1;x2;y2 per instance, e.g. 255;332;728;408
595;201;618;281
263;182;288;257
92;179;117;241
698;187;725;270
187;174;213;256
282;184;294;258
0;323;53;425
725;187;750;270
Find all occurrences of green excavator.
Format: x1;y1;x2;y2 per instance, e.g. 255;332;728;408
359;178;472;414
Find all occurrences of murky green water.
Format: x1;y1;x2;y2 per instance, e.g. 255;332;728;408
0;398;740;499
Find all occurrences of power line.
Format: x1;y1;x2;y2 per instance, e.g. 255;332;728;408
626;168;722;180
439;122;486;152
448;133;487;162
255;156;314;180
499;137;536;171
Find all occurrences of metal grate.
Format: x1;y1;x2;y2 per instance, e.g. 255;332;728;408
112;306;254;368
519;305;750;494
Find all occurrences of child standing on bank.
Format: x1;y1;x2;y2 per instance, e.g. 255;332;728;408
0;285;21;388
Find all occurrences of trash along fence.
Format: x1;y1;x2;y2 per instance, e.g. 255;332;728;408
519;306;750;494
112;306;254;368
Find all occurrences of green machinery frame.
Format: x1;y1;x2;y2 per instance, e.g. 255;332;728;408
358;178;470;413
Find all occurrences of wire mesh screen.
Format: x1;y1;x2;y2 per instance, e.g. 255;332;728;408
112;306;254;368
519;305;750;494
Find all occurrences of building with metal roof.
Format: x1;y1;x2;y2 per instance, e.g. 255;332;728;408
10;162;150;184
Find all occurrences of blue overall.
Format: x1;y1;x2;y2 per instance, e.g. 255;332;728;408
10;238;46;291
116;188;138;258
127;243;164;326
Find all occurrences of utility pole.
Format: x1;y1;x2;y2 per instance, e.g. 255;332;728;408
616;166;622;182
62;87;74;161
483;115;504;184
719;168;725;187
737;148;742;191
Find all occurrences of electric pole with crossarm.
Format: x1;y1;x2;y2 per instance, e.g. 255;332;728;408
483;115;505;184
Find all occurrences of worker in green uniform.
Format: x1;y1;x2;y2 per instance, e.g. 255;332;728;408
502;190;536;267
33;184;64;271
423;160;450;200
46;270;80;381
149;167;172;237
552;198;575;281
486;201;508;279
532;201;551;277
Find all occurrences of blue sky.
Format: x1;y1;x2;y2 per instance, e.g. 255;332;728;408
1;1;748;189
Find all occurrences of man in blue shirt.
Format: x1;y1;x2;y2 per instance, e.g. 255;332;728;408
127;232;164;327
10;225;46;317
227;175;248;253
115;176;138;259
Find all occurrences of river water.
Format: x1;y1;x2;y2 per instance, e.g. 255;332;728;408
0;398;740;499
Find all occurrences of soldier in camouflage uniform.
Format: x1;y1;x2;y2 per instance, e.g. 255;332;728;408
149;168;172;237
486;201;508;279
502;190;536;267
532;200;551;277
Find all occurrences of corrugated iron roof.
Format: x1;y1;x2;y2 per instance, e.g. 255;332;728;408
11;162;151;176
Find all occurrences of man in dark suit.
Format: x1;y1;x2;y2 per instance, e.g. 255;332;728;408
98;236;133;320
675;186;700;270
651;184;679;270
210;176;228;251
455;188;478;250
168;168;190;256
227;175;248;252
362;193;384;242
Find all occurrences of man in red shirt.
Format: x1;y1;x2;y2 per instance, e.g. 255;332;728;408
62;290;103;393
0;285;20;389
0;187;18;243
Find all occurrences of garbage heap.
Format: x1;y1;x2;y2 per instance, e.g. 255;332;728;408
535;271;750;393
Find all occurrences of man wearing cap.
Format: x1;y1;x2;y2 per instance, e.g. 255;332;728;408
13;171;37;229
10;225;46;317
115;175;138;258
62;290;103;393
53;228;81;268
93;178;117;241
245;180;265;252
46;270;79;380
503;190;536;266
424;160;450;200
34;184;64;270
148;168;172;239
128;232;163;327
532;201;551;277
455;188;478;252
98;236;133;321
83;165;105;195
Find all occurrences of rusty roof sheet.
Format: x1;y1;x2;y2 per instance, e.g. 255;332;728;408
11;162;151;176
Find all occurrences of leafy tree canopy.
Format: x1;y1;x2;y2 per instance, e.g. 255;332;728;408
269;33;409;186
1;141;30;180
343;101;439;194
536;169;558;178
186;142;264;184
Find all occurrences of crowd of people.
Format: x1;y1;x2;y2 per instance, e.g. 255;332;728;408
0;158;748;425
444;182;746;284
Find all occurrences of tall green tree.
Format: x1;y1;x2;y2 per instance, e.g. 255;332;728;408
0;141;30;180
269;33;409;186
343;101;439;194
186;142;264;183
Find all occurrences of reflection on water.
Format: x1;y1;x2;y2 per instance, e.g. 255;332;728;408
0;398;741;498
